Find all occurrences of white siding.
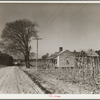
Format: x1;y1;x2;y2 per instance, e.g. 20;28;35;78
57;56;59;67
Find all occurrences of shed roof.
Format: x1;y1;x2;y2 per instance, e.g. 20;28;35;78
86;49;99;57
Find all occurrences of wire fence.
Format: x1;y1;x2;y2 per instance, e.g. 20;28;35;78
38;56;100;93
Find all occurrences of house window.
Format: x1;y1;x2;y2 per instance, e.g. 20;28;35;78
67;60;69;64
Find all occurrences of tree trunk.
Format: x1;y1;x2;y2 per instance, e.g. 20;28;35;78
25;51;30;68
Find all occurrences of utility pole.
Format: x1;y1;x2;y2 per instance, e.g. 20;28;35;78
33;36;42;70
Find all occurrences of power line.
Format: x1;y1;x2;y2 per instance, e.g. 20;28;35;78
40;4;70;34
40;4;87;35
63;4;87;26
40;4;61;32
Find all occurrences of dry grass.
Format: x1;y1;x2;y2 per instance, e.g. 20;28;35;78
21;60;100;94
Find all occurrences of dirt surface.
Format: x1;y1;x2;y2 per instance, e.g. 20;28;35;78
0;66;44;94
21;67;100;94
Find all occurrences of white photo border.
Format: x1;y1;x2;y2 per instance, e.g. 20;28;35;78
0;1;100;99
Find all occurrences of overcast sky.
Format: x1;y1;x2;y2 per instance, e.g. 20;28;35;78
0;3;100;57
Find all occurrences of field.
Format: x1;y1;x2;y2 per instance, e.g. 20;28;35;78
21;60;100;94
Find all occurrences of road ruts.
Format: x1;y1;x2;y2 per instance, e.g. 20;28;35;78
0;66;44;94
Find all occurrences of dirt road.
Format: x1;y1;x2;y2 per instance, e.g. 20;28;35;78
0;66;44;94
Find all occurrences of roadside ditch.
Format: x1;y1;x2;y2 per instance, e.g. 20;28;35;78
21;69;51;94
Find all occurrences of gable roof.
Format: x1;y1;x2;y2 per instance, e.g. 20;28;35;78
47;49;99;60
57;50;74;56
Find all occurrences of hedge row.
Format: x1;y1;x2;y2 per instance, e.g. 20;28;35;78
0;53;13;66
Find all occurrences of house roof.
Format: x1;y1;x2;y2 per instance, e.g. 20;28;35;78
47;50;74;59
57;50;74;56
86;49;99;57
73;50;99;57
47;49;99;60
47;51;61;59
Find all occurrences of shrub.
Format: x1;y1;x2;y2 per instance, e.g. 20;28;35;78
0;53;13;66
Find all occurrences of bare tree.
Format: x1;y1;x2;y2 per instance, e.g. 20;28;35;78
1;19;38;68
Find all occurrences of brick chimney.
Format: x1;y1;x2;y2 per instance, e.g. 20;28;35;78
59;47;63;52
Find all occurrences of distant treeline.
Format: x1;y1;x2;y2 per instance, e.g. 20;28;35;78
14;59;43;62
0;52;13;66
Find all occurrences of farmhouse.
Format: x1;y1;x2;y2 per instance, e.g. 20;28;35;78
47;47;62;66
47;47;76;68
47;48;99;68
56;50;75;68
